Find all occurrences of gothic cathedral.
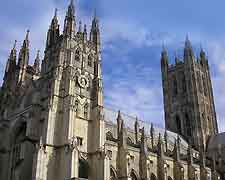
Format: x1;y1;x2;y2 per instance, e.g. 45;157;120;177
0;1;224;180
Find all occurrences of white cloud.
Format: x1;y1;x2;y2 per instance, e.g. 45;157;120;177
206;40;225;133
104;62;164;128
101;17;176;49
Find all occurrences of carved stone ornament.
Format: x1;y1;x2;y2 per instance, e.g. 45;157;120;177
78;75;89;88
69;136;77;150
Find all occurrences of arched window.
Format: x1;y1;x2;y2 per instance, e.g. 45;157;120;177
208;117;212;131
130;170;138;180
151;173;157;180
168;176;173;180
110;167;117;180
88;55;93;67
182;74;186;93
173;77;178;96
176;115;182;135
197;73;203;93
185;113;191;137
202;76;207;96
79;158;89;179
75;49;81;62
10;122;34;180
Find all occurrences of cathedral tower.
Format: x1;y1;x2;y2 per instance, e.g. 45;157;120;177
33;1;105;180
161;37;218;150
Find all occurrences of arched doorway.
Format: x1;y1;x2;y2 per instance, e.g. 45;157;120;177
10;121;35;180
78;158;89;179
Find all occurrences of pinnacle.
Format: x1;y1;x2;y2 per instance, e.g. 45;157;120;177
79;21;82;32
13;40;17;49
70;0;74;6
26;30;30;40
117;110;122;119
185;34;192;49
84;24;87;33
54;8;58;18
36;50;40;59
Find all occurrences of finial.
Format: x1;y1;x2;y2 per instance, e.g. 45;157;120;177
185;34;192;48
84;24;87;33
161;43;168;57
117;110;121;119
13;40;17;49
162;41;166;51
185;34;189;41
36;50;40;59
164;130;167;138
70;0;74;6
94;8;97;19
158;133;161;141
79;21;82;32
26;30;30;39
150;123;154;133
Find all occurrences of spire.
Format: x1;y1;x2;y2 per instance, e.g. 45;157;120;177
116;110;126;148
13;40;17;49
184;35;195;62
78;21;82;33
46;8;60;48
84;24;87;34
63;0;76;37
51;8;58;28
82;24;87;42
157;133;164;157
22;30;30;49
54;7;57;17
150;123;154;149
117;110;123;136
18;30;30;68
185;35;192;49
17;30;30;84
140;127;147;155
90;9;100;51
9;40;17;64
135;117;140;144
33;50;40;74
200;45;206;62
175;51;179;64
164;130;168;152
173;137;180;161
3;40;17;84
161;44;169;67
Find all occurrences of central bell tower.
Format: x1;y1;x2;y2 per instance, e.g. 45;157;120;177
161;37;218;150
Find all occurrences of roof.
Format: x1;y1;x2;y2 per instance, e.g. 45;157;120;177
103;107;189;153
208;132;225;151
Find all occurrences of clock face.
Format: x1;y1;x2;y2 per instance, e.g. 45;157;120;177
78;75;89;88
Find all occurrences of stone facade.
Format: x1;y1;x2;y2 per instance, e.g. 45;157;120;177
161;38;218;150
0;1;224;180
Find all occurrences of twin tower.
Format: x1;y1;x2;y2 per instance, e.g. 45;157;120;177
161;37;218;150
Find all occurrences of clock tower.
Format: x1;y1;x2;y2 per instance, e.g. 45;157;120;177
33;1;106;180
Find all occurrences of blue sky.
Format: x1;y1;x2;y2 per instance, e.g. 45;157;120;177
0;0;225;132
